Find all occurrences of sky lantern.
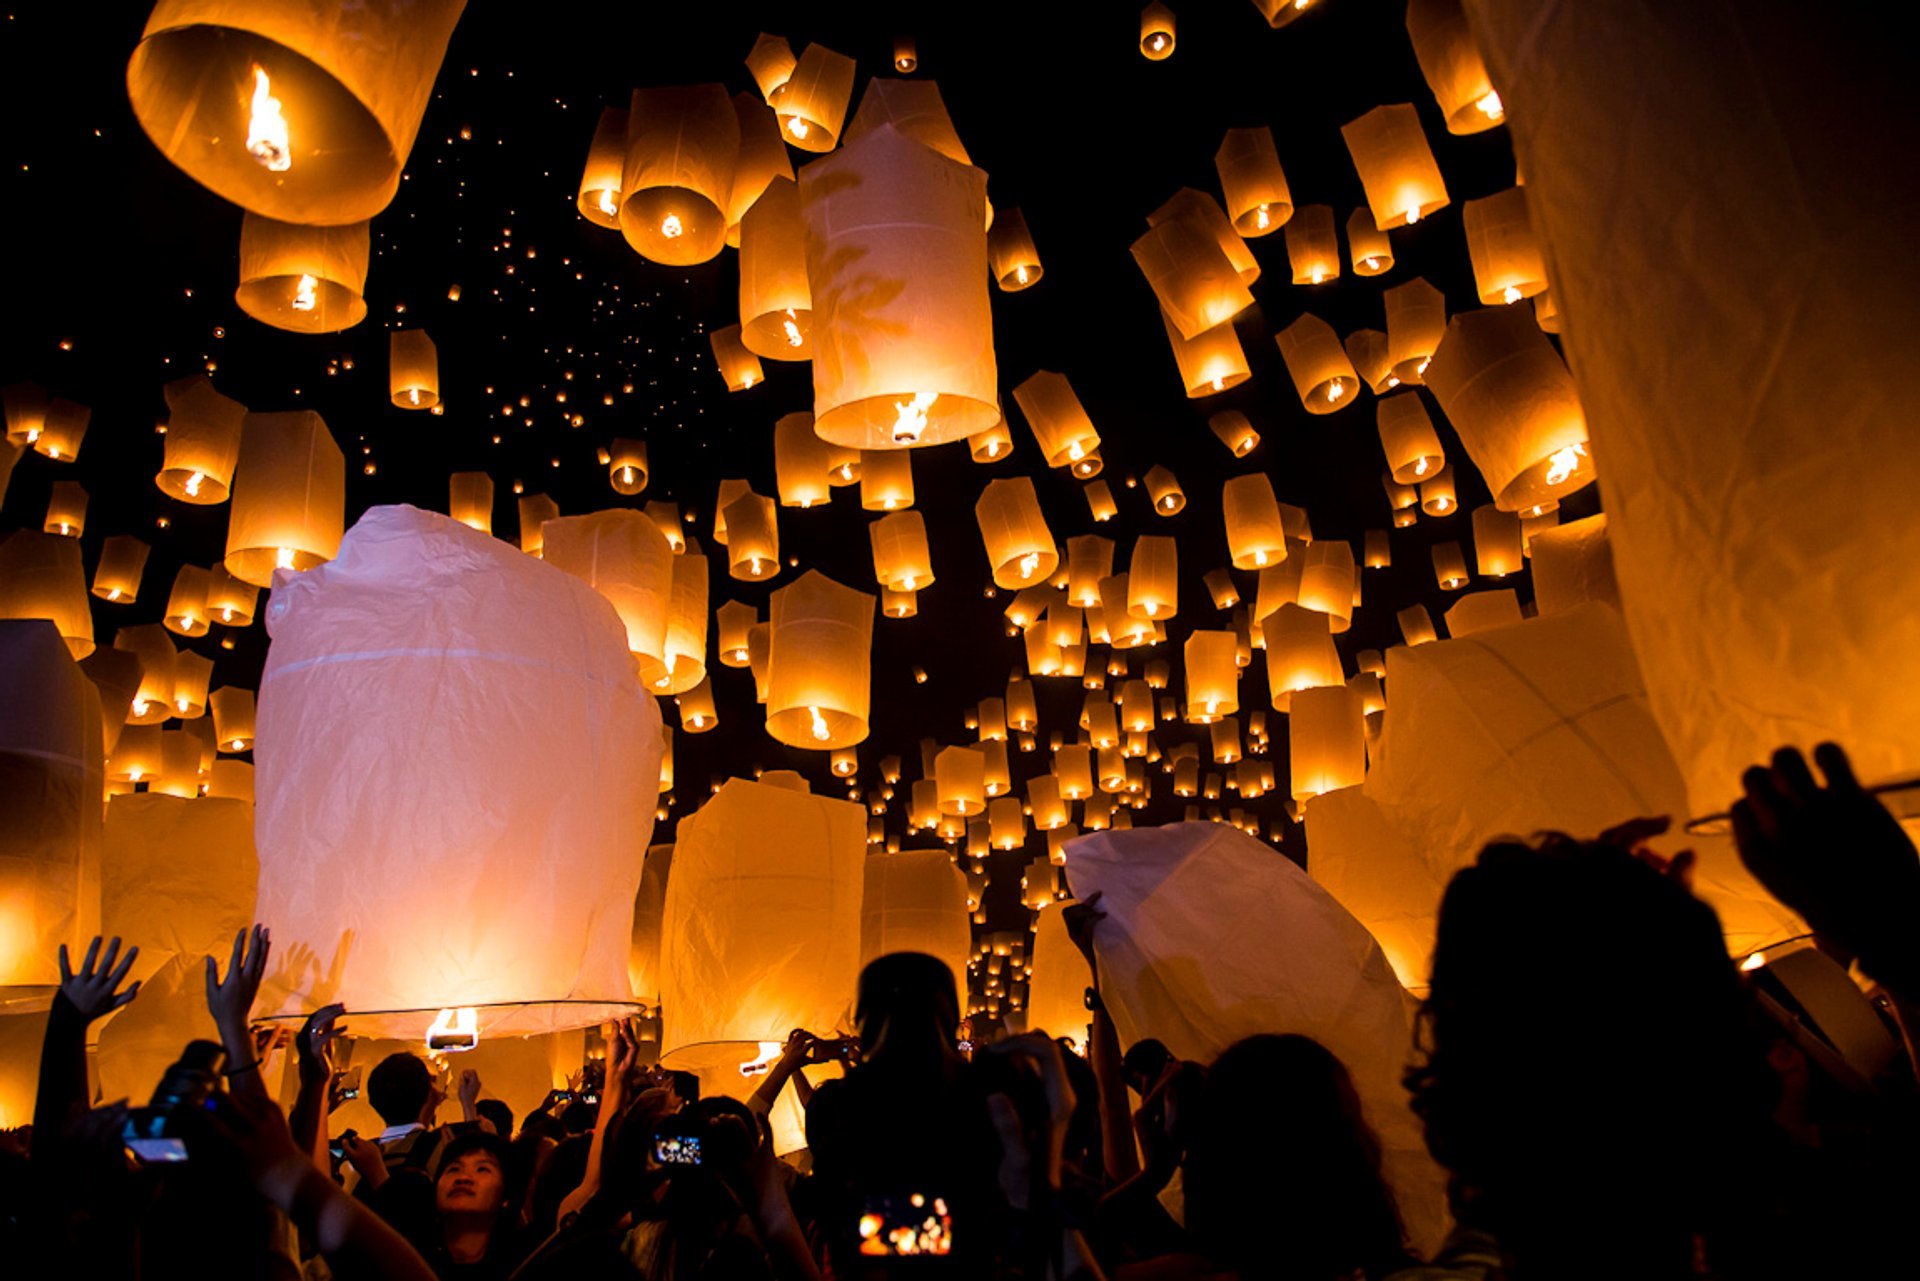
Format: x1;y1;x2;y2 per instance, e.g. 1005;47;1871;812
1161;313;1251;398
1132;218;1254;341
1473;505;1525;577
1275;313;1360;413
1377;392;1446;483
92;535;150;605
772;43;855;151
1463;187;1548;306
235;214;369;332
210;686;255;752
1445;589;1523;639
715;600;757;668
1184;630;1240;723
1384;277;1446;385
224;410;344;588
870;511;935;593
859;448;915;510
1223;474;1287;570
766;570;874;750
650;552;710;697
1297;541;1356;633
1011;370;1102;469
861;851;970;980
157;375;245;504
969;417;1015;464
254;508;656;1042
163;564;212;638
3;383;45;450
739;176;812;360
774;412;835;508
42;482;87;538
448;472;493;534
722;492;780;581
1084;480;1118;523
1285;204;1340;285
708;324;765;392
608;439;649;496
744;32;796;103
125;0;465;225
1139;3;1176;59
116;625;177;723
1431;540;1470;590
1425;305;1594;512
388;329;439;409
989;208;1044;290
620;84;738;266
1203;568;1239;609
843;79;987;229
1346;329;1396;394
1342;103;1450;229
1209;410;1260;457
801;125;997;450
1348;207;1394;276
1264;603;1343;712
1066;535;1114;607
543;509;674;676
1405;0;1504;134
678;676;718;732
1149;188;1259;286
576;105;628;229
1215;126;1292;236
936;744;987;816
518;493;559;558
1144;465;1186;515
1128;535;1178;620
976;477;1058;589
1290;685;1366;801
1419;463;1458;516
725;91;793;248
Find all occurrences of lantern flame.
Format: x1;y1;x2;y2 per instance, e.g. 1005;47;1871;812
1016;551;1041;580
1254;205;1270;230
783;309;804;348
220;607;234;623
275;546;296;570
660;213;684;239
24;426;40;444
1014;263;1030;285
1475;90;1504;120
107;588;122;601
597;188;617;216
739;1041;786;1075
809;706;832;741
1310;265;1326;285
1210;376;1224;392
1416;357;1432;376
620;466;635;484
1414;457;1430;477
128;768;143;782
1362;256;1380;272
1326;379;1344;402
426;1007;480;1051
1255;549;1268;567
176;695;191;713
231;738;245;750
787;116;810;139
741;372;756;389
291;274;318;312
891;391;938;444
184;470;205;497
1544;442;1588;487
246;66;292;172
1740;950;1767;972
132;697;150;717
1503;284;1523;305
1405;206;1422;226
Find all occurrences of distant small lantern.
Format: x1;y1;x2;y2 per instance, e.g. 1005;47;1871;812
1215;126;1292;237
1384;277;1447;386
1420;463;1458;516
1012;371;1102;469
576;105;628;229
1424;306;1595;512
1432;540;1471;590
1285;205;1341;285
1290;685;1366;801
1128;536;1178;620
643;500;684;554
893;35;919;73
608;439;649;496
1463;187;1547;306
772;43;856;151
1275;313;1361;413
774;412;835;509
988;795;1025;849
936;745;987;816
744;33;796;104
621;84;738;266
1143;465;1186;516
976;477;1058;589
448;472;493;534
1342;103;1450;229
1405;0;1504;134
860;449;915;511
1204;568;1240;610
117;625;176;721
716;600;757;668
93;536;149;604
970;419;1015;464
1132;219;1253;340
157;376;244;504
739;176;812;360
210;687;255;753
1162;314;1251;398
1222;474;1287;570
1377;392;1446;483
235;214;369;333
224;410;345;588
1140;3;1176;59
163;565;213;638
1066;536;1115;607
709;324;765;392
1209;410;1260;457
3;383;45;449
989;208;1044;291
1085;481;1117;523
1471;504;1525;578
766;571;874;750
1347;207;1394;276
1364;530;1391;569
43;482;87;538
169;650;213;721
678;676;719;733
1397;604;1439;646
652;552;710;696
870;511;935;593
723;493;780;582
0;532;93;659
388;329;439;409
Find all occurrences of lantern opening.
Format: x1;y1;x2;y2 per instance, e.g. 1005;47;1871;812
426;1006;479;1052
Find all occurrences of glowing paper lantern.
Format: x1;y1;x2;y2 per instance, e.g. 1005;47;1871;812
1012;371;1102;469
861;850;970;979
1184;630;1240;723
156;375;245;504
1406;0;1503;134
1297;541;1356;633
102;792;255;982
1419;464;1458;516
1377;393;1446;484
116;626;176;724
1342;104;1449;230
125;0;464;224
388;329;439;409
0;620;103;993
27;399;87;462
870;511;935;593
801;126;996;449
936;745;987;816
1347;207;1394;276
1364;530;1391;569
725;91;793;248
518;493;559;558
92;536;149;604
1424;305;1594;512
772;43;855;152
1209;410;1259;457
1465;183;1550;305
976;478;1058;589
1128;536;1178;620
1275;313;1360;413
1529;514;1619;618
255;506;656;1039
651;552;710;697
43;481;88;537
0;532;93;659
447;472;492;534
990;208;1043;290
1150;189;1257;285
647;499;686;553
3;383;45;449
543;509;674;674
1132;218;1254;341
1472;504;1524;577
1264;604;1342;712
235;213;369;332
620;85;737;266
1162;314;1250;398
1067;539;1113;610
1346;329;1396;395
744;33;796;103
1444;589;1523;638
1384;277;1446;385
209;686;255;752
1285;204;1340;285
1222;473;1286;570
1290;685;1366;800
1431;541;1470;590
162;565;212;638
608;439;648;496
716;600;757;668
1204;568;1240;610
739;176;812;360
859;448;915;511
722;492;779;581
970;419;1014;463
766;571;873;749
678;676;718;732
1144;465;1186;515
576;105;628;229
774;412;834;508
1084;481;1117;523
705;325;763;394
1215;126;1291;236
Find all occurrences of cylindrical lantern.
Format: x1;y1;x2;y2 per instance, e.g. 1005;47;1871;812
93;535;149;604
860;849;969;985
716;600;757;668
209;686;255;752
519;493;560;558
1347;207;1395;276
386;329;439;409
744;32;796;103
1285;204;1341;285
25;399;88;462
936;745;987;816
3;383;45;449
1384;277;1446;385
1432;540;1470;589
1208;410;1259;457
108;723;163;784
448;471;493;534
0;533;93;660
1144;465;1186;515
1463;186;1547;306
1406;0;1504;134
989;207;1043;290
988;795;1025;849
881;586;917;619
1276;313;1361;413
1346;329;1397;395
163;564;213;638
577;105;627;229
117;625;176;723
652;552;710;696
1084;481;1118;523
1149;189;1257;285
1289;685;1366;801
766;571;874;749
608;439;649;496
723;492;780;581
543;509;675;675
1298;541;1356;633
1342;103;1449;229
708;323;764;392
1377;392;1447;483
646;499;686;553
976;477;1058;588
620;85;737;266
1398;604;1439;646
1424;305;1594;512
860;448;915;510
739;176;812;359
678;676;718;732
772;43;855;151
253;506;658;1040
1215;126;1291;236
1210;717;1242;765
870;511;935;593
1204;568;1240;609
774;412;834;508
235;213;369;333
1472;504;1525;577
801;126;996;449
1222;473;1286;570
1132;218;1254;340
42;482;87;538
157;375;246;504
1264;604;1343;712
1011;370;1101;469
1184;630;1239;723
891;35;919;74
1364;530;1392;569
1161;313;1250;398
1140;2;1176;58
1420;463;1458;516
1128;536;1178;620
126;0;465;225
1068;538;1114;609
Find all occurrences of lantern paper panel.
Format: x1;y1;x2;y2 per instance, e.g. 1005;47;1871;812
1285;204;1340;285
1444;588;1523;638
0;531;94;659
629;844;672;1004
92;535;150;605
1463;186;1548;306
1132;218;1254;341
577;105;628;229
1012;370;1102;470
1216;126;1292;236
158;375;246;503
235;214;370;332
543;509;674;673
1024;897;1093;1051
101;794;256;987
621;84;738;266
1408;0;1504;133
772;43;856;152
1275;313;1360;413
766;571;874;750
1384;277;1446;385
739;176;813;360
1529;514;1620;618
744;32;796;103
608;439;649;496
725;91;793;246
861;850;971;980
254;506;659;1039
1342;103;1449;230
43;481;87;537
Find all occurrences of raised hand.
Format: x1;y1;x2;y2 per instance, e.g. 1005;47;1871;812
296;1003;348;1088
1733;743;1920;992
1061;891;1106;972
458;1068;483;1118
57;936;140;1023
205;924;271;1035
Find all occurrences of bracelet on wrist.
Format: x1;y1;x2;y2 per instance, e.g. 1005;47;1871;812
222;1058;262;1078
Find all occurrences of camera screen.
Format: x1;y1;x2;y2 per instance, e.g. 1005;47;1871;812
126;1136;189;1164
653;1133;702;1166
858;1193;953;1257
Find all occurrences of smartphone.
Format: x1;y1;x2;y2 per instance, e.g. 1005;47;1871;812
334;1066;363;1101
122;1109;189;1165
327;1128;358;1164
652;1132;702;1166
857;1193;953;1257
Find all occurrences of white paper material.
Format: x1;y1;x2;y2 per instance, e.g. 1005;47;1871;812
102;795;256;987
254;506;658;1039
860;850;971;980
